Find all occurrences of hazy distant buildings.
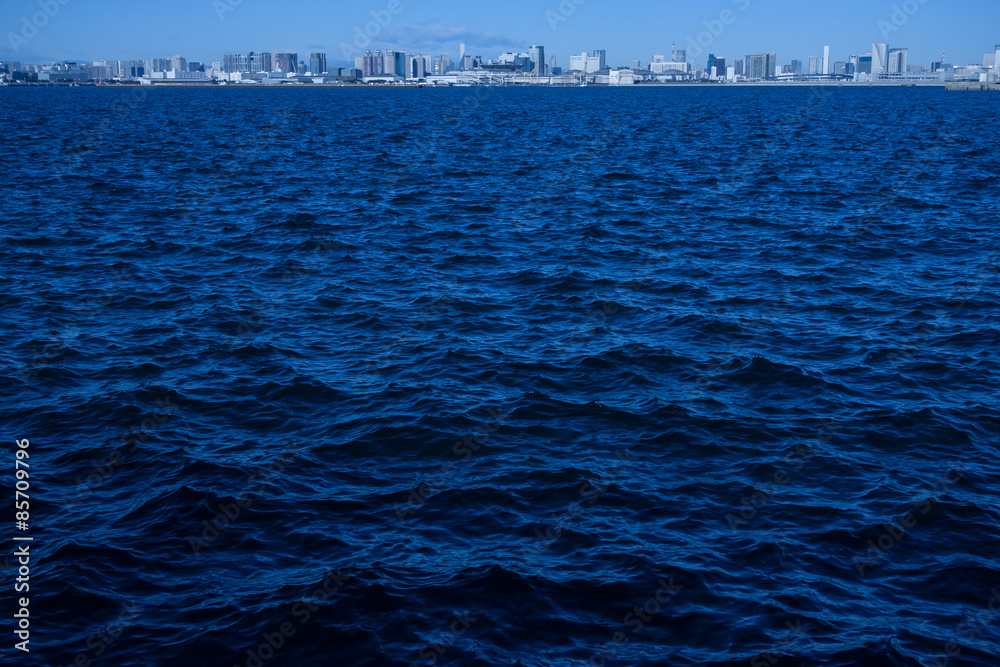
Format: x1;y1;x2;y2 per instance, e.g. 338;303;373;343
529;45;546;75
886;48;908;74
994;44;1000;81
384;50;406;77
407;54;430;79
223;53;248;73
808;56;818;75
310;53;327;75
745;52;777;79
360;50;383;76
790;59;802;74
171;55;186;72
146;57;171;73
872;43;888;74
248;52;271;74
272;52;297;73
570;51;604;73
434;55;451;74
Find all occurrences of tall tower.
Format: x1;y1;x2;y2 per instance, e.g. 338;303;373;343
872;43;888;74
994;44;1000;81
823;45;830;75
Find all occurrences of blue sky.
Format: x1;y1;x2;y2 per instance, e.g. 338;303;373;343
2;0;998;68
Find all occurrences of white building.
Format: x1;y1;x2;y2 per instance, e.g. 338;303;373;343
872;43;888;74
823;45;831;74
569;51;603;73
887;48;908;74
609;69;635;85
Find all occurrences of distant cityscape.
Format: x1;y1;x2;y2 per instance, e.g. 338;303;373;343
2;40;999;86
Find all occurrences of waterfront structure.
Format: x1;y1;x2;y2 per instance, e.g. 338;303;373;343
609;69;635;85
823;45;831;74
310;53;327;75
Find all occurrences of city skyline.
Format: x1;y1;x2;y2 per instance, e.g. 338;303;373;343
3;0;999;69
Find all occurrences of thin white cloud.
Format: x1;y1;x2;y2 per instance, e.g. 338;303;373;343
382;24;525;55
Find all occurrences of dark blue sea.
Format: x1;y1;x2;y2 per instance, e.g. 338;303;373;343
2;85;999;666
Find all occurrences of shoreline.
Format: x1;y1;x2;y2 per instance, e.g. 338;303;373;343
2;80;962;89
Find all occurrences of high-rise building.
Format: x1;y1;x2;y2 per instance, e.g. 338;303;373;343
707;53;716;72
808;56;818;75
872;43;888;74
171;55;186;72
592;49;606;70
994;44;1000;82
528;45;545;75
310;53;327;75
407;54;425;79
570;51;603;73
823;45;831;75
676;49;686;63
384;50;406;77
745;53;776;79
361;50;383;76
550;55;558;72
733;60;743;76
790;59;802;75
147;58;171;73
434;55;451;74
248;52;272;74
887;48;908;74
857;55;873;74
223;53;248;73
714;57;726;78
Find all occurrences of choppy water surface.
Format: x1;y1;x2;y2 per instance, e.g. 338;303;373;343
2;86;999;666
